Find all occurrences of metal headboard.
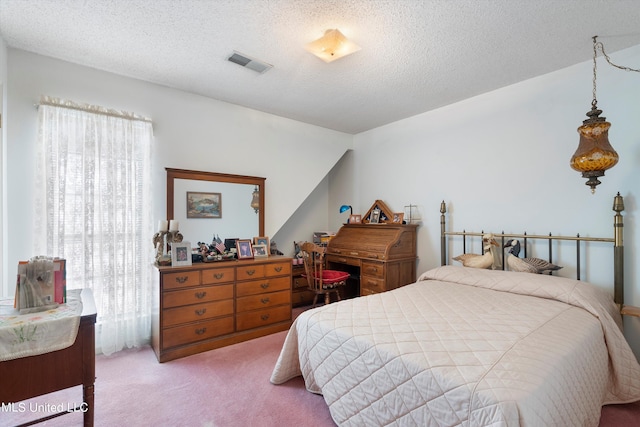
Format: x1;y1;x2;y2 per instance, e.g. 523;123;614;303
440;193;625;307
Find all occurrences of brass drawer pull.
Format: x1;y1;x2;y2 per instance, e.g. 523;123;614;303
195;327;207;335
195;291;207;299
246;269;256;276
350;252;359;256
175;276;188;284
274;266;283;272
261;314;270;321
260;297;270;304
195;308;207;316
260;283;269;289
214;273;224;279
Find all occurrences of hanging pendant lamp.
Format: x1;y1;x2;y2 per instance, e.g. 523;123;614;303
570;36;619;194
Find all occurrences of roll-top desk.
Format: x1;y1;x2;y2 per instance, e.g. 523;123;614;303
152;256;292;362
326;223;418;296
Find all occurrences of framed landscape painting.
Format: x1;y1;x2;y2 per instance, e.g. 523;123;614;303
187;192;221;218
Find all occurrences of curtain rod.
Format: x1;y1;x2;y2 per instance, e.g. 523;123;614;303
34;97;153;123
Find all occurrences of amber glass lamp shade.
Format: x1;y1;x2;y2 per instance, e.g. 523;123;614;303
570;105;619;193
250;185;260;213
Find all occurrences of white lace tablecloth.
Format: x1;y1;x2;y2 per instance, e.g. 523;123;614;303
0;289;83;361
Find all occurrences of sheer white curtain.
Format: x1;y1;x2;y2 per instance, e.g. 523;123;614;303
34;96;154;355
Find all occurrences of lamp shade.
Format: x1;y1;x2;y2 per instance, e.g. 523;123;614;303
570;105;619;193
251;185;260;213
305;29;361;63
339;205;352;214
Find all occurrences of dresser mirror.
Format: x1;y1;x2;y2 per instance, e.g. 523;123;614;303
166;168;265;247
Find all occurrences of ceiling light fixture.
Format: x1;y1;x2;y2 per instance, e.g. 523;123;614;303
305;29;361;63
570;36;639;193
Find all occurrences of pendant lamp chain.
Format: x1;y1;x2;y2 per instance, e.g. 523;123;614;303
591;36;640;107
591;37;598;108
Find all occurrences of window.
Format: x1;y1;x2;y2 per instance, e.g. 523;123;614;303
35;96;153;355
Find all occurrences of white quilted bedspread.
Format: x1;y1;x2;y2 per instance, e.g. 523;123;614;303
270;266;640;426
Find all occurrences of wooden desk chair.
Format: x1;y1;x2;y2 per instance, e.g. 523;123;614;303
300;242;350;307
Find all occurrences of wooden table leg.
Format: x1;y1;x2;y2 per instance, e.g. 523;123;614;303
83;383;94;427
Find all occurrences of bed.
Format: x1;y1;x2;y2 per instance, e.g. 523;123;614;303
270;194;640;426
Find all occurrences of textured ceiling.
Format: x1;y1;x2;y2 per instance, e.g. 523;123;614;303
1;0;640;134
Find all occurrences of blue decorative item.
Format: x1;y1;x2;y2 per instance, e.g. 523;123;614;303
340;205;352;223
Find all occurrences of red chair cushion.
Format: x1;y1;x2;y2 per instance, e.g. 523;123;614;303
321;270;350;284
302;270;350;283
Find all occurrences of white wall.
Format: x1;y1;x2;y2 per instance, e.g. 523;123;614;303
340;44;640;357
4;49;352;291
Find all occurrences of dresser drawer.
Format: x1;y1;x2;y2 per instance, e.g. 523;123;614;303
162;316;234;348
163;284;234;308
236;305;291;331
293;274;308;290
237;264;265;281
162;270;200;290
201;267;235;284
237;290;290;312
236;276;291;297
326;254;360;267
361;276;385;295
265;262;291;277
163;300;234;327
292;289;315;307
361;261;384;278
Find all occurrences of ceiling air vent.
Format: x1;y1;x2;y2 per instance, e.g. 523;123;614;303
227;51;273;74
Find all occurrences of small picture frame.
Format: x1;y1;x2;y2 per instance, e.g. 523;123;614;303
253;236;270;250
349;214;362;224
171;241;192;267
370;208;381;224
236;239;254;260
253;244;268;258
224;238;239;252
392;212;404;223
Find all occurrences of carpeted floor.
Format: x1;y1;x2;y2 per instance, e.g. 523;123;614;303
4;329;335;427
5;312;640;426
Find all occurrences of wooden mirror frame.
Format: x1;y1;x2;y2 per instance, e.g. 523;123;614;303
166;168;265;236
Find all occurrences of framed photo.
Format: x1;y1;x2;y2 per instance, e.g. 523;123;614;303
253;236;270;251
186;192;221;218
236;239;254;260
392;212;404;223
370;208;381;224
171;241;192;267
224;238;239;252
349;214;362;224
253;244;268;258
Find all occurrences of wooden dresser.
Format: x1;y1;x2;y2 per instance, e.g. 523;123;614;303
152;256;292;362
326;224;418;296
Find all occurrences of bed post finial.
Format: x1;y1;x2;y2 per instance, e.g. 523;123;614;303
613;192;624;306
440;201;447;266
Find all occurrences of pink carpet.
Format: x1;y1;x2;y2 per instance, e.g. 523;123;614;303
4;322;640;426
4;329;334;427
